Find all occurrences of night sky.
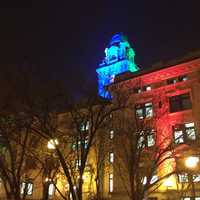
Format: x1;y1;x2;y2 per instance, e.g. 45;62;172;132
0;1;200;93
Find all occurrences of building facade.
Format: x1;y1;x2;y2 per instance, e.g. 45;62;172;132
97;34;200;200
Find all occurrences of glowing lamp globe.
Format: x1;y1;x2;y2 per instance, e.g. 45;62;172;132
47;139;59;149
185;156;199;168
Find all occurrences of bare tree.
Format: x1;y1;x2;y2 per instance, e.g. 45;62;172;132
29;90;127;200
113;106;177;200
0;111;43;200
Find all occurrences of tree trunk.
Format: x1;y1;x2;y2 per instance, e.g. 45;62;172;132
42;182;49;200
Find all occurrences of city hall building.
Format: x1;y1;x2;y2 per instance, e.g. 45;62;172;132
96;34;200;200
0;34;200;200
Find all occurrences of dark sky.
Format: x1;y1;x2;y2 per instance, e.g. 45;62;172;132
0;1;200;92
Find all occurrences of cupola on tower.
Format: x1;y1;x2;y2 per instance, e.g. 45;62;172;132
96;34;139;98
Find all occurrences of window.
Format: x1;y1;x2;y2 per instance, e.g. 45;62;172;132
142;175;158;185
193;174;200;182
135;102;153;119
147;134;155;147
75;159;81;169
135;87;142;94
80;121;89;131
179;75;188;82
167;75;188;85
185;122;196;140
167;78;177;84
72;138;88;150
178;173;189;183
144;85;152;91
48;183;55;196
178;173;200;183
173;122;196;144
138;129;155;148
169;93;192;113
150;175;158;184
21;182;33;195
181;197;200;200
109;152;114;163
109;174;113;192
110;130;114;139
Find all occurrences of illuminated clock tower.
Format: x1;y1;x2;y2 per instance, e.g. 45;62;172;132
96;34;139;98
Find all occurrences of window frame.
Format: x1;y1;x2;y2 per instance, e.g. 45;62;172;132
20;181;33;196
169;93;192;113
173;122;196;144
135;102;153;119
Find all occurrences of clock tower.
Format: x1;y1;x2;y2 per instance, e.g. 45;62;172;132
96;34;139;98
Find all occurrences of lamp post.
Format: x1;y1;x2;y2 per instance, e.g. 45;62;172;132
185;156;200;199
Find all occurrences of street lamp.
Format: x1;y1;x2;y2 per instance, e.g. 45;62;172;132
47;139;59;149
185;156;199;169
184;156;200;199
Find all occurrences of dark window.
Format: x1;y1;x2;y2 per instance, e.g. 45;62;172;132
135;87;142;94
167;75;188;85
135;102;153;119
169;93;192;113
167;78;177;84
173;122;196;144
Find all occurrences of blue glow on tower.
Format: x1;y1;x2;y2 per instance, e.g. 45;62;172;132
96;34;139;98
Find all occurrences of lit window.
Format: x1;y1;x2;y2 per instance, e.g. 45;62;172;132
138;135;145;149
75;159;81;169
138;129;155;148
142;176;147;185
80;121;89;131
181;197;191;200
109;174;113;192
193;174;200;182
173;122;196;144
150;175;158;184
135;102;153;119
48;183;55;196
142;175;158;185
169;93;192;113
178;75;188;82
109;152;114;163
174;130;184;144
145;85;151;91
21;182;33;195
185;122;196;140
110;130;114;139
147;134;155;147
72;138;88;150
178;173;189;183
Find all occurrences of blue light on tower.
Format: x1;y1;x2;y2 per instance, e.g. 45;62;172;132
96;34;139;98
